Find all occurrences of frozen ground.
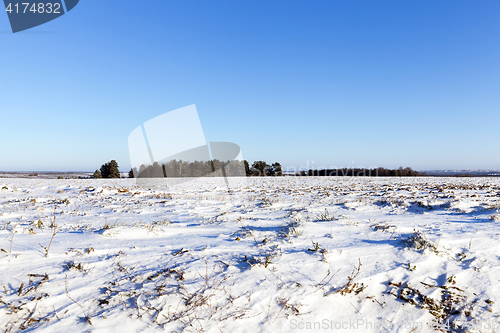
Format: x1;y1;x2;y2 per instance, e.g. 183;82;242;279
0;177;499;332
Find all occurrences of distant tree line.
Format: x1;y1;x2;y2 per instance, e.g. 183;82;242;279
128;160;283;178
92;159;420;179
300;166;422;177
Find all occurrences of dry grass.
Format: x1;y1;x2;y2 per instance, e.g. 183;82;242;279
388;278;481;332
489;214;500;222
96;260;256;332
403;229;438;253
324;259;365;296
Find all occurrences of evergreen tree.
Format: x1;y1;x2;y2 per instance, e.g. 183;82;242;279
265;164;275;176
252;161;268;176
100;160;120;178
100;163;109;178
151;161;164;178
227;160;246;177
243;160;252;177
272;162;283;176
128;168;135;178
93;170;102;179
108;160;120;178
138;164;147;178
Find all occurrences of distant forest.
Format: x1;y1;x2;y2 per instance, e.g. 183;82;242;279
130;160;283;178
129;160;424;178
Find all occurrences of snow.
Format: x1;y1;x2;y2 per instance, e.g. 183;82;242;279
0;177;499;332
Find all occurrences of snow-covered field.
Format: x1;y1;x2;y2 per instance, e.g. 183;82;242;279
0;177;499;332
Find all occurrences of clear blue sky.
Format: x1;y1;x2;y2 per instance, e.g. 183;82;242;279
1;0;499;172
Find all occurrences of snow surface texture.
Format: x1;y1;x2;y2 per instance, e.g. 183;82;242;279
0;177;499;332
